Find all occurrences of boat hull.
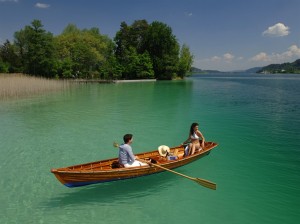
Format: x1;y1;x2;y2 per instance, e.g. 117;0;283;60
51;142;217;187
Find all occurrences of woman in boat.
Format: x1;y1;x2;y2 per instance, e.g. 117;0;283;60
182;122;205;156
118;134;148;167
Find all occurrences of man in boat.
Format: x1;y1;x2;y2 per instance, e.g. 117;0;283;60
118;134;149;168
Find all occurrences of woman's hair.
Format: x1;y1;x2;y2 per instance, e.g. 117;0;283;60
190;123;199;135
123;134;133;143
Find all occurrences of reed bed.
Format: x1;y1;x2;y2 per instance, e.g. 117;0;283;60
0;73;72;100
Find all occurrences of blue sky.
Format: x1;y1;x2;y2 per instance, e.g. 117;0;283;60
1;0;300;71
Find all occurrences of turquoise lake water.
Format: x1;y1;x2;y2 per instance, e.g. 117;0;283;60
1;73;299;224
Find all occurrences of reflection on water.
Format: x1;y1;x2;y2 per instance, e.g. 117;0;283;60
43;172;177;208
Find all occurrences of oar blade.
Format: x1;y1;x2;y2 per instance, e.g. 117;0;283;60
194;178;217;190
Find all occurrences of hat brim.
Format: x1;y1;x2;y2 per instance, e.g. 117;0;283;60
158;145;170;157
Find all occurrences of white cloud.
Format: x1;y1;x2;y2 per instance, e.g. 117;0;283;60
250;45;300;63
35;3;50;8
250;52;270;62
223;53;234;61
202;53;236;63
262;23;290;37
195;52;242;71
0;0;18;2
282;45;300;58
211;56;221;61
195;44;300;71
185;12;193;17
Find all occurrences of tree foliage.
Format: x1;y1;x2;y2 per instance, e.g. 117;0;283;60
144;21;180;79
14;20;57;77
178;44;193;78
55;24;115;79
114;20;187;80
0;40;21;72
0;19;193;80
114;20;153;79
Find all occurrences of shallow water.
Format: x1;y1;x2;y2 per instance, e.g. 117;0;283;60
1;73;299;223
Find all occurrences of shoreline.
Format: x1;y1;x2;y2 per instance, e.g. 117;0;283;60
114;79;156;83
71;79;157;84
0;74;159;100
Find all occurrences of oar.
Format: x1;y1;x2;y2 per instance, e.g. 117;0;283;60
137;158;216;190
113;142;216;190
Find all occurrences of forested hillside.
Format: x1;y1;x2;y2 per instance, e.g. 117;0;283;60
257;59;300;74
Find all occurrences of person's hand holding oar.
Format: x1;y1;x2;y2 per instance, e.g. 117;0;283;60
113;142;216;190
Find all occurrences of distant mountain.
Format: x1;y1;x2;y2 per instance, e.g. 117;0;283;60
244;67;262;73
190;67;222;74
191;66;262;74
257;59;300;74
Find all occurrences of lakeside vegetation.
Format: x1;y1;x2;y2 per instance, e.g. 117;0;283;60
0;19;193;80
257;59;300;74
0;73;71;100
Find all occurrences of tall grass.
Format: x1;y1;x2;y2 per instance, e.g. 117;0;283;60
0;73;72;100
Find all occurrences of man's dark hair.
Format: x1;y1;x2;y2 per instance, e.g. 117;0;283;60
123;134;133;143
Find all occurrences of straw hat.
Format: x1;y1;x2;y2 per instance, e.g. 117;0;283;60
158;145;170;157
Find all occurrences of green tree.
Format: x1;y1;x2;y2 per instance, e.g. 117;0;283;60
145;21;179;80
115;20;156;79
135;51;154;79
114;20;149;60
114;22;131;70
59;57;73;78
14;20;57;77
6;18;191;80
122;47;154;79
0;57;9;73
55;24;114;79
99;56;122;80
13;29;26;72
129;20;149;54
178;44;194;78
0;40;22;72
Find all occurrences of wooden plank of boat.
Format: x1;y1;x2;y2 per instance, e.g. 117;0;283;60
50;141;218;188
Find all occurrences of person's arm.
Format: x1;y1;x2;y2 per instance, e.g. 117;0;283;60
197;130;205;148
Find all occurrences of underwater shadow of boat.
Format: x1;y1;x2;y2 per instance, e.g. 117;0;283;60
44;171;180;208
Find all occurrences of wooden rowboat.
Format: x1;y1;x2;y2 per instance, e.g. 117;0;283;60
51;141;218;188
